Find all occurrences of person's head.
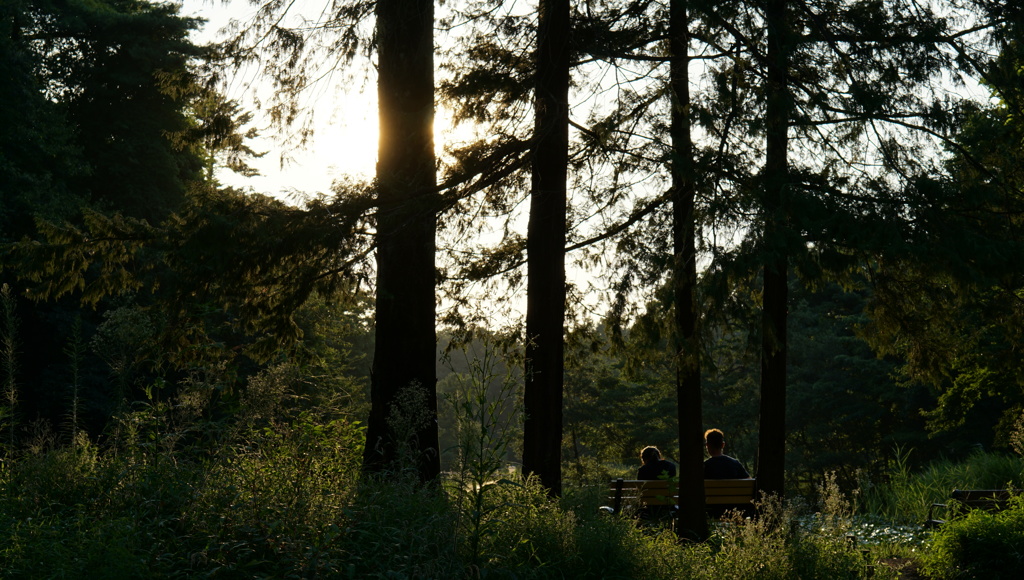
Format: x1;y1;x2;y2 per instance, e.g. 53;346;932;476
705;428;726;455
640;446;661;465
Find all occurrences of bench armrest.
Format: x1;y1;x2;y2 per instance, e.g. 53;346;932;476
925;502;948;528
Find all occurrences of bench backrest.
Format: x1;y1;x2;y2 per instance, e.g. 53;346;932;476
705;478;758;506
951;489;1022;510
607;478;757;514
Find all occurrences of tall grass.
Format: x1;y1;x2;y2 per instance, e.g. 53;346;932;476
859;446;1024;524
0;388;904;578
4;336;983;578
0;429;893;578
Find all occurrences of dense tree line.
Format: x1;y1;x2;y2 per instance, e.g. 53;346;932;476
2;0;216;434
1;0;367;439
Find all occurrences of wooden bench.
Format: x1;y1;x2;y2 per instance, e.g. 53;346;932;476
924;489;1022;528
600;478;757;519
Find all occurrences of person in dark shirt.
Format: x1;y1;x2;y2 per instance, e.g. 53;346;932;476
703;428;750;479
637;446;677;480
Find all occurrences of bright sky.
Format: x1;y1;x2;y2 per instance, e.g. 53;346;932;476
180;0;378;199
177;0;543;324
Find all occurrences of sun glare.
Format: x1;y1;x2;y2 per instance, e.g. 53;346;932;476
184;1;487;200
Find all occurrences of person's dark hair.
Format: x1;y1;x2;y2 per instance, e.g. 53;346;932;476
640;446;661;464
704;428;725;450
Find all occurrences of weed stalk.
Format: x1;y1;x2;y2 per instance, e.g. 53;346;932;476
1;284;18;453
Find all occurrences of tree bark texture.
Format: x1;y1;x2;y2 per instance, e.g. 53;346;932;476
757;0;790;500
364;0;440;482
669;0;708;542
523;0;570;496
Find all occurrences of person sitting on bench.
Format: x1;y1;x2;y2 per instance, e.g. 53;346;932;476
704;428;750;479
637;446;677;480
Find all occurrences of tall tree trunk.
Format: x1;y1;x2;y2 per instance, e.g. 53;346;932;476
669;0;707;542
364;0;440;482
757;0;790;500
523;0;570;496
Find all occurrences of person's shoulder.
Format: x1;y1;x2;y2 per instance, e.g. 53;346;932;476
725;455;750;476
705;455;749;478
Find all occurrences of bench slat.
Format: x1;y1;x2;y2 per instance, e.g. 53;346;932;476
925;489;1022;528
951;489;1020;503
604;478;757;517
706;480;756;489
707;495;756;504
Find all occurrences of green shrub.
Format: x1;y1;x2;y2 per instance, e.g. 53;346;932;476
0;440;178;578
1;441;898;579
0;337;919;580
180;414;364;577
572;507;689;579
789;532;873;580
0;514;149;579
340;474;462;578
922;496;1024;579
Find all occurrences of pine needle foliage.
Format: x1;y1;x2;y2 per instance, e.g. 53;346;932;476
3;185;375;363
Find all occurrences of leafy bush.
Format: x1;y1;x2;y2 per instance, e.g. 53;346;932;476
0;441;172;578
177;413;364;576
0;330;921;579
324;474;463;578
922;496;1024;579
0;439;903;579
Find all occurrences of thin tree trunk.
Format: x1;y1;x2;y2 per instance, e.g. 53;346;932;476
757;0;790;500
364;0;440;482
669;0;707;542
523;0;570;496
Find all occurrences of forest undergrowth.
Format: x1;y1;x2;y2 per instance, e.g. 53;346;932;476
2;310;1023;578
2;384;1022;579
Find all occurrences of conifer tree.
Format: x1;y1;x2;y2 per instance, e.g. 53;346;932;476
861;1;1024;446
364;0;441;481
202;0;442;480
1;0;255;433
690;0;966;498
522;0;571;495
756;0;792;501
669;0;709;541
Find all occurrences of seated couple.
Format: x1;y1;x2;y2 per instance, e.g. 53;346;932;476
637;428;750;480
